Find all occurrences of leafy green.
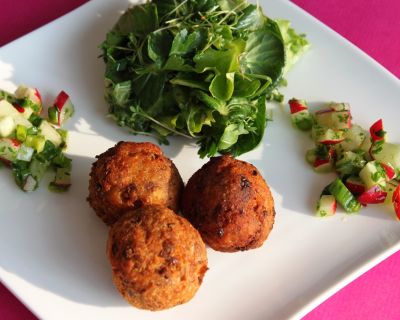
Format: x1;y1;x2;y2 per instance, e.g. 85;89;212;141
276;19;310;72
100;0;309;157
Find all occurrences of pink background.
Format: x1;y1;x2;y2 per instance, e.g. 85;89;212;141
1;0;399;319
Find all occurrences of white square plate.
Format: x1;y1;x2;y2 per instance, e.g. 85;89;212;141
1;0;399;319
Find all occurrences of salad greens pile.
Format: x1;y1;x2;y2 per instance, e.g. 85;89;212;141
101;0;309;157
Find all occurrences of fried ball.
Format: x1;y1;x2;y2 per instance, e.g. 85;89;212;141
88;142;183;225
107;205;208;311
182;154;275;252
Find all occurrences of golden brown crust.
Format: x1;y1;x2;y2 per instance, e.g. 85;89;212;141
88;142;183;225
107;205;208;311
182;154;275;252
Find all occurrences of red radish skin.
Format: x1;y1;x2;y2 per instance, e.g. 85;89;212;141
332;200;337;212
34;88;42;103
340;111;352;129
393;186;400;220
357;185;387;205
315;108;333;115
14;104;24;113
54;91;69;111
314;158;330;167
320;138;345;145
381;163;396;180
0;138;20;166
10;138;21;147
395;202;400;220
289;99;307;114
328;148;336;161
313;148;336;168
393;185;400;203
345;181;366;195
0;158;11;166
370;119;385;142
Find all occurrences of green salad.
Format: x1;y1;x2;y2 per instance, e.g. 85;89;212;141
101;0;309;157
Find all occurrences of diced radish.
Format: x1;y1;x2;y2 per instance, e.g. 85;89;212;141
393;185;400;220
359;161;387;189
315;109;351;129
0;100;19;118
13;104;34;119
381;163;396;181
369;119;386;143
34;88;42;104
0;100;33;128
314;109;334;128
393;184;400;203
332;111;352;129
48;91;75;126
0;137;21;164
337;124;366;152
345;176;366;195
14;105;24;113
316;195;337;217
315;108;333;115
14;85;42;114
384;181;399;205
312;146;335;172
0;116;16;137
326;102;350;112
395;202;400;220
357;185;387;205
317;128;345;145
313;158;333;173
288;98;308;114
360;136;372;160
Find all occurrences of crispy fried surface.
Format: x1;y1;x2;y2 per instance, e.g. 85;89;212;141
107;205;208;311
88;142;183;225
182;154;275;252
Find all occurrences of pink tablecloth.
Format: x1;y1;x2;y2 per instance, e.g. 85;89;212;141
1;0;399;319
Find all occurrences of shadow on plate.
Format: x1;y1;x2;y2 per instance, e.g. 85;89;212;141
0;154;128;307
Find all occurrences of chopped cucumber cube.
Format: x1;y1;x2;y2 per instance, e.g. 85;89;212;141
359;161;386;189
16;145;34;162
0;138;20;162
335;151;366;177
49;167;71;192
0;116;16;137
316;195;336;217
291;110;313;131
29;158;49;183
39;120;62;147
371;142;400;173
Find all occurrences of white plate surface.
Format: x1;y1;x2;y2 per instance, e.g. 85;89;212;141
1;1;399;319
